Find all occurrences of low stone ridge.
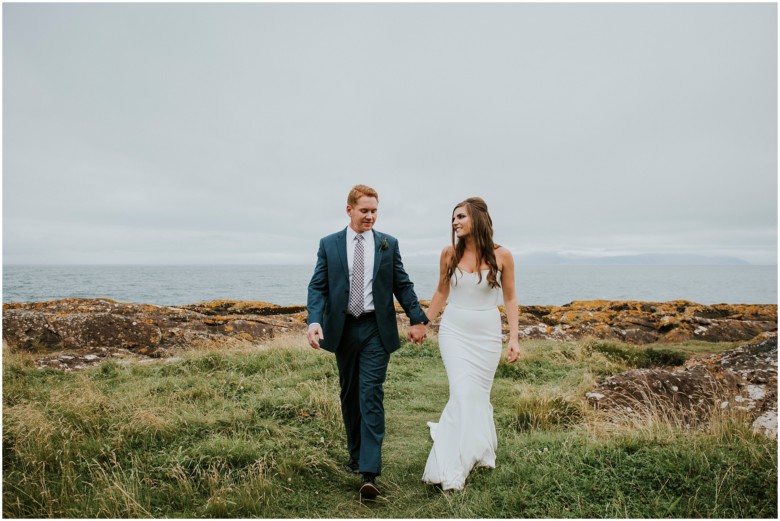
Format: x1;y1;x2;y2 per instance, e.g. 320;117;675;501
182;300;307;317
586;333;778;438
2;298;281;358
510;300;777;344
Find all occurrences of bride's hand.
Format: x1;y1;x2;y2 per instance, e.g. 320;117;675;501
506;339;520;364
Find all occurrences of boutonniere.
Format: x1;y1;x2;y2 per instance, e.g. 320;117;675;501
380;238;389;251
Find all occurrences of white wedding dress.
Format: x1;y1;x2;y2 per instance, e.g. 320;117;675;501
422;269;502;491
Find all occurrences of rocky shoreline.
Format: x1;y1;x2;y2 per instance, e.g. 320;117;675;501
2;298;306;359
3;298;776;358
513;300;776;344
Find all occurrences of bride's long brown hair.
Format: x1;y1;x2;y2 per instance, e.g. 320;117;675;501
445;197;501;288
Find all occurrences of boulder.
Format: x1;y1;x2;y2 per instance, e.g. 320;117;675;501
585;334;778;438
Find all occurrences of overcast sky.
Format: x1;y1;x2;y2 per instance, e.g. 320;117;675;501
3;3;777;266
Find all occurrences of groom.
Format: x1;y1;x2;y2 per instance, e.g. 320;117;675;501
306;184;428;500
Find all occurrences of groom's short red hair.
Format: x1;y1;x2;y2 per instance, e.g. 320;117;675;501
347;184;379;206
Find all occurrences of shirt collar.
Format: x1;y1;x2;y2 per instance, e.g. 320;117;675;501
346;226;372;243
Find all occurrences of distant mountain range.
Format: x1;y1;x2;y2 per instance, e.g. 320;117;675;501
517;253;751;266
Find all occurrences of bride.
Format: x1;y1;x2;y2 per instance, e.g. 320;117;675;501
422;197;520;491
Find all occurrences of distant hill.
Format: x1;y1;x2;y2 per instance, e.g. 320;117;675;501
518;253;751;266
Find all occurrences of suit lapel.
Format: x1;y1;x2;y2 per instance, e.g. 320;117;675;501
372;230;383;280
336;228;349;278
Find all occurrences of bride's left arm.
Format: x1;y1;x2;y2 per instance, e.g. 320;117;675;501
498;248;520;363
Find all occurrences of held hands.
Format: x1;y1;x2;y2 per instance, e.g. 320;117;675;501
408;323;428;345
409;310;433;345
506;339;520;364
306;324;324;349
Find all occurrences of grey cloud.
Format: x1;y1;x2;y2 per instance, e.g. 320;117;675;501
3;3;776;265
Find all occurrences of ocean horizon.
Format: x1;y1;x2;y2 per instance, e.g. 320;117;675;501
3;264;777;307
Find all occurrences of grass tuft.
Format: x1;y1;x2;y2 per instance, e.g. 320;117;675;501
583;338;688;368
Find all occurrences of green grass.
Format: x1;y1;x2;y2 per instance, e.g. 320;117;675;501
3;336;776;518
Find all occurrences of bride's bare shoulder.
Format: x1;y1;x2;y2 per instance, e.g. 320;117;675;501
441;245;455;258
494;246;514;266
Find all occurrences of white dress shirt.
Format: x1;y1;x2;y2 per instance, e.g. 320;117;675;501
346;226;375;312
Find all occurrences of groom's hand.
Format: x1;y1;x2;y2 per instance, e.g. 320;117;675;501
306;324;324;349
408;324;427;345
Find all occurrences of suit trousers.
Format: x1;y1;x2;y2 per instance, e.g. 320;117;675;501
335;313;390;476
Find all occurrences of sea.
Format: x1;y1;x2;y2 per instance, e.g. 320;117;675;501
2;264;777;306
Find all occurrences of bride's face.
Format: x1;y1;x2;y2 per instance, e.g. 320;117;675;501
452;206;471;239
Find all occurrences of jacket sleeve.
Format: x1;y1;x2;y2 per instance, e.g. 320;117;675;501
391;238;427;325
307;239;328;325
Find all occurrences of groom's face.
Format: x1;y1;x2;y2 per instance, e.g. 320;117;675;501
347;196;378;233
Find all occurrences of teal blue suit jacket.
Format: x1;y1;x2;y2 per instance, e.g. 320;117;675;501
307;228;427;353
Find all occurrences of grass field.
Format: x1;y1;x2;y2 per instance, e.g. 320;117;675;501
3;333;777;518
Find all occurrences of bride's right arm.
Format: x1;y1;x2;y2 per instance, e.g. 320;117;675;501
425;246;453;322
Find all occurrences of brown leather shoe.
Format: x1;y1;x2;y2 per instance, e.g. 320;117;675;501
359;477;380;500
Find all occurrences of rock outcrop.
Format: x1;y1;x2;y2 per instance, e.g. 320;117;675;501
2;298;282;358
586;333;778;438
510;300;776;344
